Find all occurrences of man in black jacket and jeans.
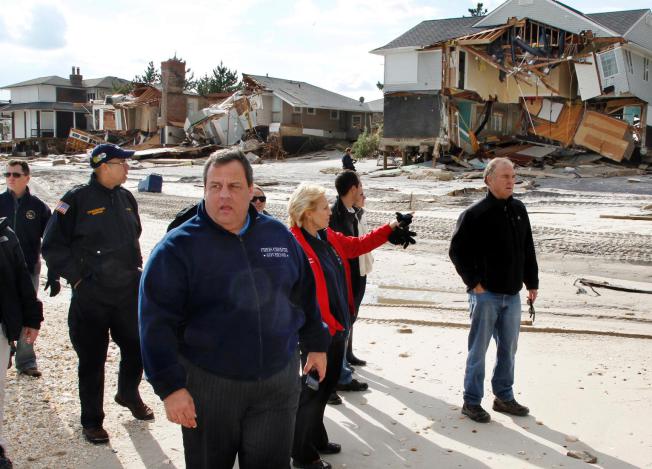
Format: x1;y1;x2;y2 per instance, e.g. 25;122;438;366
449;157;538;423
329;170;368;395
0;160;60;378
43;144;153;445
0;217;43;469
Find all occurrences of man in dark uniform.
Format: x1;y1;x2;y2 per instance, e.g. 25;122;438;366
42;143;153;444
0;160;60;378
341;148;356;171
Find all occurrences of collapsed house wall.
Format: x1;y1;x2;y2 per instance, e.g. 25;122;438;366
383;93;441;139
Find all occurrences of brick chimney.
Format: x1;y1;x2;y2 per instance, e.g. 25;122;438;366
70;66;83;87
160;58;187;131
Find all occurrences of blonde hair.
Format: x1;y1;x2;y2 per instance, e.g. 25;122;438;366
287;183;326;228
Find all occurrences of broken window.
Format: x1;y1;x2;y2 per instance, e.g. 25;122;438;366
306;107;316;115
87;92;96;102
352;114;362;128
599;51;618;78
490;113;504;132
330;110;340;120
624;51;634;74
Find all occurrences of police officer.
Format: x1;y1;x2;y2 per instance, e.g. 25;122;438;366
42;143;153;444
0;160;60;378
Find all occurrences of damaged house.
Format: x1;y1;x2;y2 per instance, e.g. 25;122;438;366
0;68;129;140
372;0;652;164
241;74;372;153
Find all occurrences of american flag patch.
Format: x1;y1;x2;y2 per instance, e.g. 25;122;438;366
55;200;70;215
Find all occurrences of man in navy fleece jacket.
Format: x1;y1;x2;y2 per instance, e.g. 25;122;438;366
139;149;329;469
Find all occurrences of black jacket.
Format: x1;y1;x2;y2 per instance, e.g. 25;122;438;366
449;192;539;295
342;153;356;171
42;174;142;289
0;218;43;341
0;188;51;274
329;197;364;296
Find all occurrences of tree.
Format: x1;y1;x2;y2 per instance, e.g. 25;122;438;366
195;61;242;96
468;2;487;16
133;61;161;85
376;81;384;91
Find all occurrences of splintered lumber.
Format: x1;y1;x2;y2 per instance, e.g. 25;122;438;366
530;103;583;146
599;214;652;221
573;111;635;162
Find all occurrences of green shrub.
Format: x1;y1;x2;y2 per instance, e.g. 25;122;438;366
352;129;381;159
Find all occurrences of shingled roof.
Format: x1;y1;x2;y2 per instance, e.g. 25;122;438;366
586;9;649;35
372;16;487;53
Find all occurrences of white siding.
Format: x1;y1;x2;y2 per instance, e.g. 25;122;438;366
625;49;652;103
624;12;652;53
597;48;630;96
11;86;39;104
14;111;26;139
384;50;441;92
41;111;54;131
37;85;56;102
474;0;614;37
385;51;418;86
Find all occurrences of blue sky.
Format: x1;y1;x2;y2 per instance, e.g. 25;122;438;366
1;0;651;102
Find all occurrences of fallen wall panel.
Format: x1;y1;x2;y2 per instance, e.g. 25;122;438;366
573;111;634;162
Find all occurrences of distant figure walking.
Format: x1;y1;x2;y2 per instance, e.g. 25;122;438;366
449;157;539;423
341;148;356;171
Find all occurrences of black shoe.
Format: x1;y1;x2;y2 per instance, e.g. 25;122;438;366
18;367;42;378
317;442;341;454
115;395;154;420
336;378;368;392
83;426;110;444
327;392;342;405
292;458;332;469
493;398;529;416
462;402;491;423
347;355;366;367
0;446;12;469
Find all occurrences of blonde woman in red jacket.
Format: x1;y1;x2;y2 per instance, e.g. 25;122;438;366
288;182;403;469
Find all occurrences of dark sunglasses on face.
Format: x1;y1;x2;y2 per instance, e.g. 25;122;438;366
4;172;24;178
252;196;267;203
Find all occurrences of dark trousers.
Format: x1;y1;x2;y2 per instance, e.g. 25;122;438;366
347;276;366;360
68;279;143;428
292;334;345;464
182;352;301;469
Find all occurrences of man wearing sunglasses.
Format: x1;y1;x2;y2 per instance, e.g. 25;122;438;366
42;143;153;445
0;160;59;379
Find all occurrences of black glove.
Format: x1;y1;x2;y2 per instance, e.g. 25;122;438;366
388;226;417;249
44;275;61;297
395;212;413;228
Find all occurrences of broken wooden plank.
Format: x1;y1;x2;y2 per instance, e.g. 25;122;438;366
573;111;634;162
599;214;652;221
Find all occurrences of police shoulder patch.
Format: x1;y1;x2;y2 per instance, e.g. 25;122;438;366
55;201;70;215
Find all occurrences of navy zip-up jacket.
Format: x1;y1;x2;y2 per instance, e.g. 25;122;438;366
449;191;539;295
0;188;51;274
139;202;330;400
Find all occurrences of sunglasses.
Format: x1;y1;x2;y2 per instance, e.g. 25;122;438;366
252;196;267;203
4;172;24;178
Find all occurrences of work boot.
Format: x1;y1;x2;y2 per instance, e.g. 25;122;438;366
292;458;332;469
347;355;366;367
462;402;491;423
493;398;529;416
115;395;154;420
0;445;12;469
327;392;342;405
336;378;368;392
83;426;109;444
18;367;42;378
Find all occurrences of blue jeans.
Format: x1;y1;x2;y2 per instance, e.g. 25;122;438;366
338;330;353;385
463;291;521;405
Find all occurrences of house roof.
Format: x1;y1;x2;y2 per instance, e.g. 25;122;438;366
586;9;649;35
0;102;91;112
374;7;650;54
243;74;370;112
82;76;130;89
372;16;487;53
3;75;130;90
366;98;384;113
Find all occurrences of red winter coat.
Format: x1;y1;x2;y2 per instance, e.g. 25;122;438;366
291;224;393;335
